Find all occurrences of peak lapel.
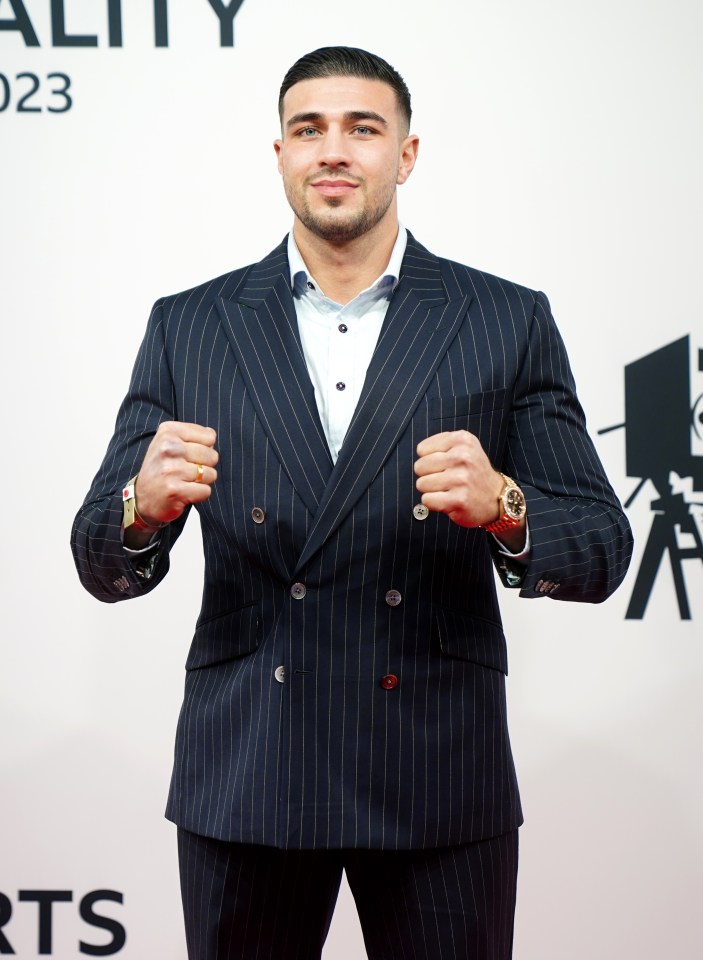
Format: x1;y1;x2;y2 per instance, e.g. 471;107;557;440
293;243;472;575
216;242;333;516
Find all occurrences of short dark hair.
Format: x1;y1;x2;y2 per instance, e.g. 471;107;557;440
279;46;411;130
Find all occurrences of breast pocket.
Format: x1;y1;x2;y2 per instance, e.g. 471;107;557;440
430;389;508;457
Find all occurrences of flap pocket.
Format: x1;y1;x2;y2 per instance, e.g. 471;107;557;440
186;602;261;670
435;607;508;674
430;388;507;421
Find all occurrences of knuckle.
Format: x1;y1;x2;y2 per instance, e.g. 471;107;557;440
156;420;178;440
164;478;181;497
162;437;183;458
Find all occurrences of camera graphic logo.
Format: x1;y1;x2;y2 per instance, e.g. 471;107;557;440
600;335;703;619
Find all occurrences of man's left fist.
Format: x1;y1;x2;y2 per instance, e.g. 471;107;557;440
414;430;503;528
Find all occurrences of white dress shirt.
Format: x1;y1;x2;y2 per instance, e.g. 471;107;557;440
287;226;407;463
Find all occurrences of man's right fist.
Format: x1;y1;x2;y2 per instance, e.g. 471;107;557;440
133;421;219;526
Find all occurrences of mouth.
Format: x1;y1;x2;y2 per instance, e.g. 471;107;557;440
310;179;358;198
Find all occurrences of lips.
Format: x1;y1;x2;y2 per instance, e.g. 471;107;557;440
310;179;358;197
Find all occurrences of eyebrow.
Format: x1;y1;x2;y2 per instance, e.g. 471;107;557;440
286;110;389;129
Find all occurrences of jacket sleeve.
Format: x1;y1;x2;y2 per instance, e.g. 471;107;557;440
492;290;633;603
71;299;190;603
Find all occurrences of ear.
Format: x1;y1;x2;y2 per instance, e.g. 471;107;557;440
273;139;283;175
397;134;419;185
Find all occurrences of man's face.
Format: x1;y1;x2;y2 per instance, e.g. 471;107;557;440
274;76;418;244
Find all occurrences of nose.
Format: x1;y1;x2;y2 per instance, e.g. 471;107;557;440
317;126;350;168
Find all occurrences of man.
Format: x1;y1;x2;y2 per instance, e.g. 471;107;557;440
72;46;633;960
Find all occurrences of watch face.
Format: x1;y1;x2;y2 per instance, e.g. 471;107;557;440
504;487;526;520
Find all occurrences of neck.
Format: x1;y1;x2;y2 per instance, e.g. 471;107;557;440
293;215;399;305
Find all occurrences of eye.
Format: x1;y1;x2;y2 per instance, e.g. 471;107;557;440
297;126;319;138
353;125;374;136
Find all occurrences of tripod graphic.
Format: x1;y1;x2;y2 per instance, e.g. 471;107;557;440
620;477;703;619
599;335;703;619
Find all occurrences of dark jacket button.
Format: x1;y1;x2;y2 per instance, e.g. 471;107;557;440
251;507;265;524
385;589;402;607
380;674;398;690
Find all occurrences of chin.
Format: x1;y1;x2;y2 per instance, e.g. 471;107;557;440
298;207;367;243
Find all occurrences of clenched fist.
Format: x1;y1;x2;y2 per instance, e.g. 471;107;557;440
414;430;526;551
125;421;218;547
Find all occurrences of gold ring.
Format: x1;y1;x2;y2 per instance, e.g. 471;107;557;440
194;463;204;483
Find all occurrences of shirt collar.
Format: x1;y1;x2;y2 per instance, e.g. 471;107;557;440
288;225;408;303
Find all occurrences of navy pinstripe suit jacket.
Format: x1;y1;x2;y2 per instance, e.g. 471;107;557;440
72;232;632;850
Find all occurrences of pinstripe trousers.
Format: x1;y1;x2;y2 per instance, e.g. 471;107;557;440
178;828;518;959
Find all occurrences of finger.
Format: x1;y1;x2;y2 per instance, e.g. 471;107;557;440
416;430;474;458
188;462;218;485
183;441;220;469
159;421;217;446
420;490;465;516
415;470;452;494
182;482;214;505
414;450;453;477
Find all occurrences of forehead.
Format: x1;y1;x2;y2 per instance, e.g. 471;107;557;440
281;75;400;125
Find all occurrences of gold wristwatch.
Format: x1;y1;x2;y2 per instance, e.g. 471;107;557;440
481;473;527;535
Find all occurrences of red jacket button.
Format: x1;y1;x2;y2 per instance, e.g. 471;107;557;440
380;674;398;690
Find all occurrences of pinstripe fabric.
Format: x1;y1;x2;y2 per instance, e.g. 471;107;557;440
177;829;342;960
72;233;633;851
177;827;518;960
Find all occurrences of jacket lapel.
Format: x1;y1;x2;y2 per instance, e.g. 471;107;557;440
293;238;471;574
216;241;334;516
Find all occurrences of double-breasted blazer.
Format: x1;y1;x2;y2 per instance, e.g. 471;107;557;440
72;232;632;850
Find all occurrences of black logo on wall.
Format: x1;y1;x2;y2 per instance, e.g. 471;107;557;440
0;0;246;47
0;889;125;955
0;0;246;114
600;335;703;619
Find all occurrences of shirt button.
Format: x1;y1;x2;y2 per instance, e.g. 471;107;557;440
307;281;314;290
291;582;306;600
336;382;346;391
385;589;402;607
274;665;285;683
380;674;398;690
338;323;348;333
251;506;265;524
413;504;429;521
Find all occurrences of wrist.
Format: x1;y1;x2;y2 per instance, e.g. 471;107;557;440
480;473;527;535
492;516;527;553
122;476;167;534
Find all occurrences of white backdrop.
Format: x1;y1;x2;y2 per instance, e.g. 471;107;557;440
2;1;702;956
